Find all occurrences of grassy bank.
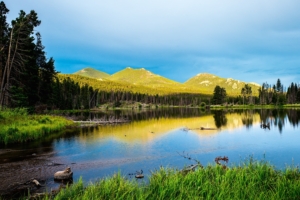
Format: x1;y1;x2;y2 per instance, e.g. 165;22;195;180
210;104;300;110
94;102;300;111
47;160;300;200
0;108;74;144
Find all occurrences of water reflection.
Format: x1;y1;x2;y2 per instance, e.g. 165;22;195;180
69;111;263;144
287;109;300;127
258;109;300;133
67;108;210;122
241;110;255;129
213;110;228;129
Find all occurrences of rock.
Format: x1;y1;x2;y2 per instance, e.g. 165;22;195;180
135;169;144;178
135;174;144;179
32;179;42;187
54;167;73;180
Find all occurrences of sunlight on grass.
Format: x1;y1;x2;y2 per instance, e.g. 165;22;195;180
0;108;73;144
50;159;300;200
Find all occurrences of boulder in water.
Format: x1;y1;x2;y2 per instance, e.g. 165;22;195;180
54;167;73;180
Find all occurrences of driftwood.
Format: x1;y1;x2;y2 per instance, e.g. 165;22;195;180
74;119;131;125
54;167;73;180
32;179;42;187
261;122;270;129
180;164;201;174
215;156;229;169
200;127;217;130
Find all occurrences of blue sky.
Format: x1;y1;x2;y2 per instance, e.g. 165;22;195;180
5;0;300;87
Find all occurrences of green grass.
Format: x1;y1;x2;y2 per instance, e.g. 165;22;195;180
283;104;300;108
47;159;300;200
209;104;300;110
0;108;74;144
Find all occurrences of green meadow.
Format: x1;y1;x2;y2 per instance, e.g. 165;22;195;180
0;108;73;144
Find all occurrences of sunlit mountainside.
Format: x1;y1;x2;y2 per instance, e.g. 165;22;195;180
109;67;180;86
74;67;110;79
185;73;260;96
66;67;261;96
58;74;199;96
108;67;198;92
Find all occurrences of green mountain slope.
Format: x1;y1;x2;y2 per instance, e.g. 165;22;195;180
71;67;261;96
59;74;203;96
74;67;110;79
109;67;179;86
184;73;260;96
107;67;201;93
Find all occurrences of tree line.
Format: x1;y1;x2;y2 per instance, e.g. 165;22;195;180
212;79;300;106
55;76;210;110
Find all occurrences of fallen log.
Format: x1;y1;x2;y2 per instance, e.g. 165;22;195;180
74;119;131;125
180;164;201;174
200;127;217;130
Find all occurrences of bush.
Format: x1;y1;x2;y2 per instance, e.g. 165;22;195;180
200;102;206;107
113;101;122;108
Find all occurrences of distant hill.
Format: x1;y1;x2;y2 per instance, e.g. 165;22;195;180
184;73;260;96
59;74;210;97
74;67;110;79
71;67;261;96
108;67;186;89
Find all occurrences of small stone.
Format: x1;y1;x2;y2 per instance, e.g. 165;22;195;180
135;174;144;179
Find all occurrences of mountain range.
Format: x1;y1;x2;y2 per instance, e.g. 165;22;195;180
72;67;260;96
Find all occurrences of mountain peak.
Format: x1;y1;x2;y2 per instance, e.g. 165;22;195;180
74;67;110;79
185;73;260;95
196;73;218;78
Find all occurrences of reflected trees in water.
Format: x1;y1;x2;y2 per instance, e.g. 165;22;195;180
213;110;228;129
259;109;300;134
286;109;300;128
241;110;254;129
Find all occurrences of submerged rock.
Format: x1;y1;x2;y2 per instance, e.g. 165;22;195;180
54;167;73;180
135;174;144;179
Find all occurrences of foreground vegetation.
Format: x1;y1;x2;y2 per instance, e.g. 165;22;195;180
0;108;73;144
46;159;300;200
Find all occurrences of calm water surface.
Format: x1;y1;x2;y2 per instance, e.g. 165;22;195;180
1;108;300;192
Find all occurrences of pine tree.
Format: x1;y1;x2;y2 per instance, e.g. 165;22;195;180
0;9;41;107
0;1;9;107
212;85;227;105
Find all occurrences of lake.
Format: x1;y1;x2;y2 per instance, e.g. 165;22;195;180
0;108;300;194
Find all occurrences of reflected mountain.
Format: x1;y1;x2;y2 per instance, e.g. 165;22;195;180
72;111;262;144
